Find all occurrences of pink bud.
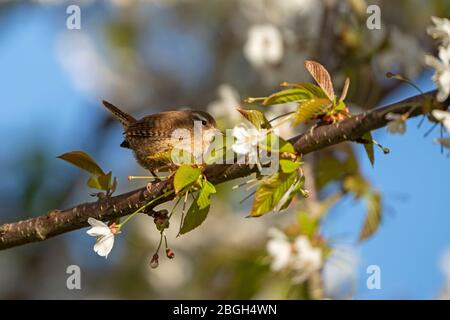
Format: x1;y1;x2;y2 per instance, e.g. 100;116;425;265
166;248;175;259
150;253;159;269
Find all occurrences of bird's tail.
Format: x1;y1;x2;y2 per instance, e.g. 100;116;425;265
102;100;136;128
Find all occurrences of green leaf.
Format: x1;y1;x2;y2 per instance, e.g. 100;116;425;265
279;159;301;173
197;180;216;210
250;171;298;217
292;83;328;99
277;175;305;211
335;101;347;111
292;98;332;125
362;132;375;167
179;179;216;234
236;108;271;129
87;171;112;191
173;165;201;194
279;137;296;154
58;151;105;176
359;192;382;241
263;88;312;106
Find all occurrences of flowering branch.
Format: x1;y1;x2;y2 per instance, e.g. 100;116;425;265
0;90;447;251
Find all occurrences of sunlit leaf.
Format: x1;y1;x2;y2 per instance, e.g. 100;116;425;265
359;192;382;241
263;88;312;106
197;180;216;210
291;83;328;99
292;98;332;125
58;151;105;176
179;179;216;234
250;171;298;217
277;175;305;211
237;108;271;129
279;159;301;173
173;165;201;194
304;60;335;101
87;171;112;191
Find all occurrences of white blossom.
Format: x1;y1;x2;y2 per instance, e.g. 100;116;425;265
427;16;450;47
432;110;450;132
266;228;292;271
425;48;450;102
385;113;406;135
291;236;322;284
232;124;266;170
266;228;322;284
86;218;120;258
426;17;450;103
244;24;284;69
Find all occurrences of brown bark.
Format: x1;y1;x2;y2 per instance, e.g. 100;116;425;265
0;90;446;251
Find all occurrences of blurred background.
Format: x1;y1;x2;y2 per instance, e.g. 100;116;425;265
0;0;450;299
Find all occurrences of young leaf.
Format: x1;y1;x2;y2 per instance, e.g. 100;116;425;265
197;180;216;209
236;108;271;129
179;179;216;234
262;88;312;106
339;77;350;103
277;175;305;211
279;159;301;173
362;132;375;167
304;60;335;101
291;83;328;99
250;171;298;217
359;192;382;241
173;165;201;194
58;151;105;176
292;98;332;125
87;171;112;191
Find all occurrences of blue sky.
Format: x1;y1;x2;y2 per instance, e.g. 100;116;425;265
0;5;449;299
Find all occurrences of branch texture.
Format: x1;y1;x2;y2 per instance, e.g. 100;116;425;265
0;90;445;250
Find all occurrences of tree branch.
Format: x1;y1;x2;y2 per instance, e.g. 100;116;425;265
0;90;446;251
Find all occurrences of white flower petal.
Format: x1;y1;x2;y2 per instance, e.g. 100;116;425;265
432;110;450;132
267;238;291;271
232;126;250;140
93;234;115;258
86;218;111;237
87;217;108;228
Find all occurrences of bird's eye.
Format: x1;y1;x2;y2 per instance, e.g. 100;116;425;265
201;120;207;126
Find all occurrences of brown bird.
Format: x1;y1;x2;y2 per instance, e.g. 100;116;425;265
102;100;221;174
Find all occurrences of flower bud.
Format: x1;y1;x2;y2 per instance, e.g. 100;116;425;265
150;253;159;269
166;248;175;259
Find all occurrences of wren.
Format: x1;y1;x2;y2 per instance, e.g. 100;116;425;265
102;100;221;174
